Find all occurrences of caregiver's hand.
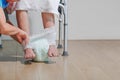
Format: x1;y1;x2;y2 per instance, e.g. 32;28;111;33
11;29;29;44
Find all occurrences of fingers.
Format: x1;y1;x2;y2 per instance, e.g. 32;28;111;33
14;30;27;44
24;34;29;45
16;34;22;43
21;34;29;46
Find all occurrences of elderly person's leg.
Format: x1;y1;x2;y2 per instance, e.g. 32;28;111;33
42;12;58;57
16;10;35;59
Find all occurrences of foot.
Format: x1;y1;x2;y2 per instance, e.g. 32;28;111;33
48;45;59;57
24;48;35;59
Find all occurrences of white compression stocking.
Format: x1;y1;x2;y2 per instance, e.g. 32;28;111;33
22;27;56;61
44;27;57;45
23;26;56;49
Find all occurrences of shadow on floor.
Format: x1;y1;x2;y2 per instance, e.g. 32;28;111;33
0;56;25;64
0;56;56;65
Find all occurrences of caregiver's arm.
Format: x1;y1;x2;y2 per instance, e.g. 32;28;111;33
0;7;28;43
0;7;19;35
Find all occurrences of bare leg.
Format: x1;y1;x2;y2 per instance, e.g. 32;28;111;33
42;12;58;57
16;10;35;59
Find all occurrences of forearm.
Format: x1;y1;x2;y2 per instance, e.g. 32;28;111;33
0;7;19;36
0;22;19;35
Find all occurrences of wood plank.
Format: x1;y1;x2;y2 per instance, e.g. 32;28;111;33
0;40;17;80
15;43;39;80
0;40;120;80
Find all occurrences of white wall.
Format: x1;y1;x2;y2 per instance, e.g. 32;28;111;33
68;0;120;40
2;0;120;40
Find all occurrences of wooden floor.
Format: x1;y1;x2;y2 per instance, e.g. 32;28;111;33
0;40;120;80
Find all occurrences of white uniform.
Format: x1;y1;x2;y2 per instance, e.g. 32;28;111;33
16;0;60;14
